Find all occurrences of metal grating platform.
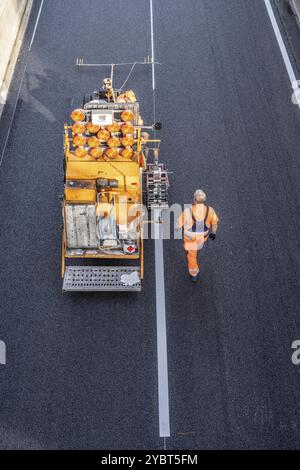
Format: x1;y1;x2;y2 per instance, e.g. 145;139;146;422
63;266;141;292
145;163;169;209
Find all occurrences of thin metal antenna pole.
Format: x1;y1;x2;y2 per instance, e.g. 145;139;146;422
110;64;115;86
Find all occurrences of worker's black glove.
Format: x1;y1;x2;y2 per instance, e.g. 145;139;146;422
209;233;216;241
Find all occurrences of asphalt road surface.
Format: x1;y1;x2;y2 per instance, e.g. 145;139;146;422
0;0;299;450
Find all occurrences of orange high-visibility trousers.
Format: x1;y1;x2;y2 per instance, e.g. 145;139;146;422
184;237;205;276
177;204;219;277
187;249;200;276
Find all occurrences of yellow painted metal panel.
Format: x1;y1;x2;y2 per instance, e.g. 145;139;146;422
66;161;140;187
64;187;96;202
65;253;140;259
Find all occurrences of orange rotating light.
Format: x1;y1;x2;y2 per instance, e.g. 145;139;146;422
73;135;87;147
107;121;121;133
121;123;134;135
121;148;134;159
87;121;100;134
71;109;86;122
121;135;134;147
89;147;103;159
72;123;86;134
107;137;121;148
74;147;88;158
121;110;134;122
87;136;100;148
105;148;119;159
97;128;111;142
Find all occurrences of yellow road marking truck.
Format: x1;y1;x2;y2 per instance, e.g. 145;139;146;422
62;78;169;291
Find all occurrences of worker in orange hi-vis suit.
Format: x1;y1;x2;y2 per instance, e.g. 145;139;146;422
177;190;219;282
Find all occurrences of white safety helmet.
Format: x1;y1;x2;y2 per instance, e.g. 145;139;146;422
102;78;112;90
194;189;206;203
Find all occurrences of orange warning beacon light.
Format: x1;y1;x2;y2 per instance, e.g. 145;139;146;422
121;110;134;122
107;137;121;148
121;123;134;135
105;147;119;159
73;135;87;147
97;128;111;142
121;148;134;159
107;121;121;133
87;136;100;148
89;147;103;159
71;109;86;122
121;135;134;147
87;122;100;134
74;147;88;158
72;123;86;134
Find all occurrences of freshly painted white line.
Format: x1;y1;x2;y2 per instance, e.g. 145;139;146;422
153;209;170;438
150;0;170;439
29;0;44;51
264;0;300;109
150;0;156;91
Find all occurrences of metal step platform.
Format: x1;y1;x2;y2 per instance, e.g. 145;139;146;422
63;266;141;292
144;163;169;209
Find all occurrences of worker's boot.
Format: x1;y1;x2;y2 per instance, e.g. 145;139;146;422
190;273;199;283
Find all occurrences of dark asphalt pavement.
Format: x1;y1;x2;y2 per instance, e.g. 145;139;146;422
0;0;299;450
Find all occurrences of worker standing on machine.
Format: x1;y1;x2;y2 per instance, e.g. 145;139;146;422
177;190;219;282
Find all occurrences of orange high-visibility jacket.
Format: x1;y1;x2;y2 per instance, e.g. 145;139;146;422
177;204;219;250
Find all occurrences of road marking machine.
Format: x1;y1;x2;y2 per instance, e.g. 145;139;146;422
62;60;169;291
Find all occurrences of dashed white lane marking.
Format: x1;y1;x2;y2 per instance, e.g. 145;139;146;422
150;0;170;439
29;0;44;51
264;0;300;109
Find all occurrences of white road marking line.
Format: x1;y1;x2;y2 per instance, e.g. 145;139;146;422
153;210;170;438
149;0;170;439
264;0;300;109
29;0;44;51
